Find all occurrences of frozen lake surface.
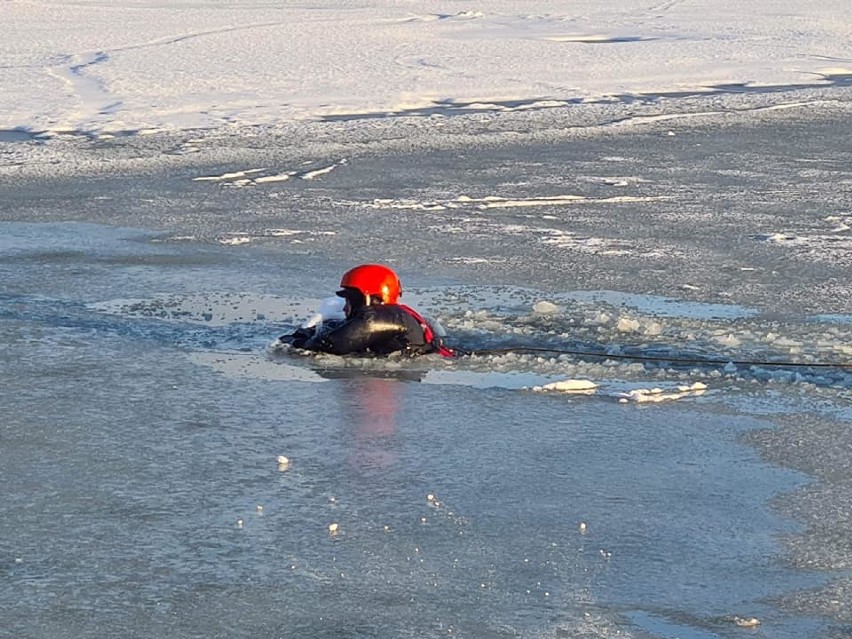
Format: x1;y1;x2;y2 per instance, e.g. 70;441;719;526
4;1;852;636
2;105;852;638
3;0;852;136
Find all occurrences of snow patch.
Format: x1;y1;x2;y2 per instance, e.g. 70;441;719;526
450;257;495;265
539;231;634;256
301;160;347;180
755;232;808;246
219;235;252;246
364;194;669;211
192;161;346;187
253;172;294;184
215;229;335;246
193;169;267;182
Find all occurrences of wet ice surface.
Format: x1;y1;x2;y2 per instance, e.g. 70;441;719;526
2;114;852;638
0;223;847;639
7;102;852;318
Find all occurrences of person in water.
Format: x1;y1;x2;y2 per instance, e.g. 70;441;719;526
282;264;454;357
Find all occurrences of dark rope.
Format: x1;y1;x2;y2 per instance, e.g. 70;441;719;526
452;345;852;370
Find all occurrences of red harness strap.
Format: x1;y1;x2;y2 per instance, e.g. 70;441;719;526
398;304;456;358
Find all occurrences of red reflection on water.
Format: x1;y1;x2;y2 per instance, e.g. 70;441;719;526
344;377;403;471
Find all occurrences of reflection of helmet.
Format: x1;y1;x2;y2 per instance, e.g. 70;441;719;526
339;264;402;304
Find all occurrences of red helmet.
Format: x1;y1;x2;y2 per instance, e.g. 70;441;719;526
338;264;402;304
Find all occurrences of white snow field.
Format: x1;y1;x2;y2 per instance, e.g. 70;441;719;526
2;0;851;136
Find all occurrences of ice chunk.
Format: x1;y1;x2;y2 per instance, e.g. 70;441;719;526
617;317;641;333
302;296;346;328
715;333;741;348
617;382;707;403
643;321;663;336
533;301;560;314
534;379;598;394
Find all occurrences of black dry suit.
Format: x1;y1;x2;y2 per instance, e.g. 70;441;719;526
288;303;453;357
